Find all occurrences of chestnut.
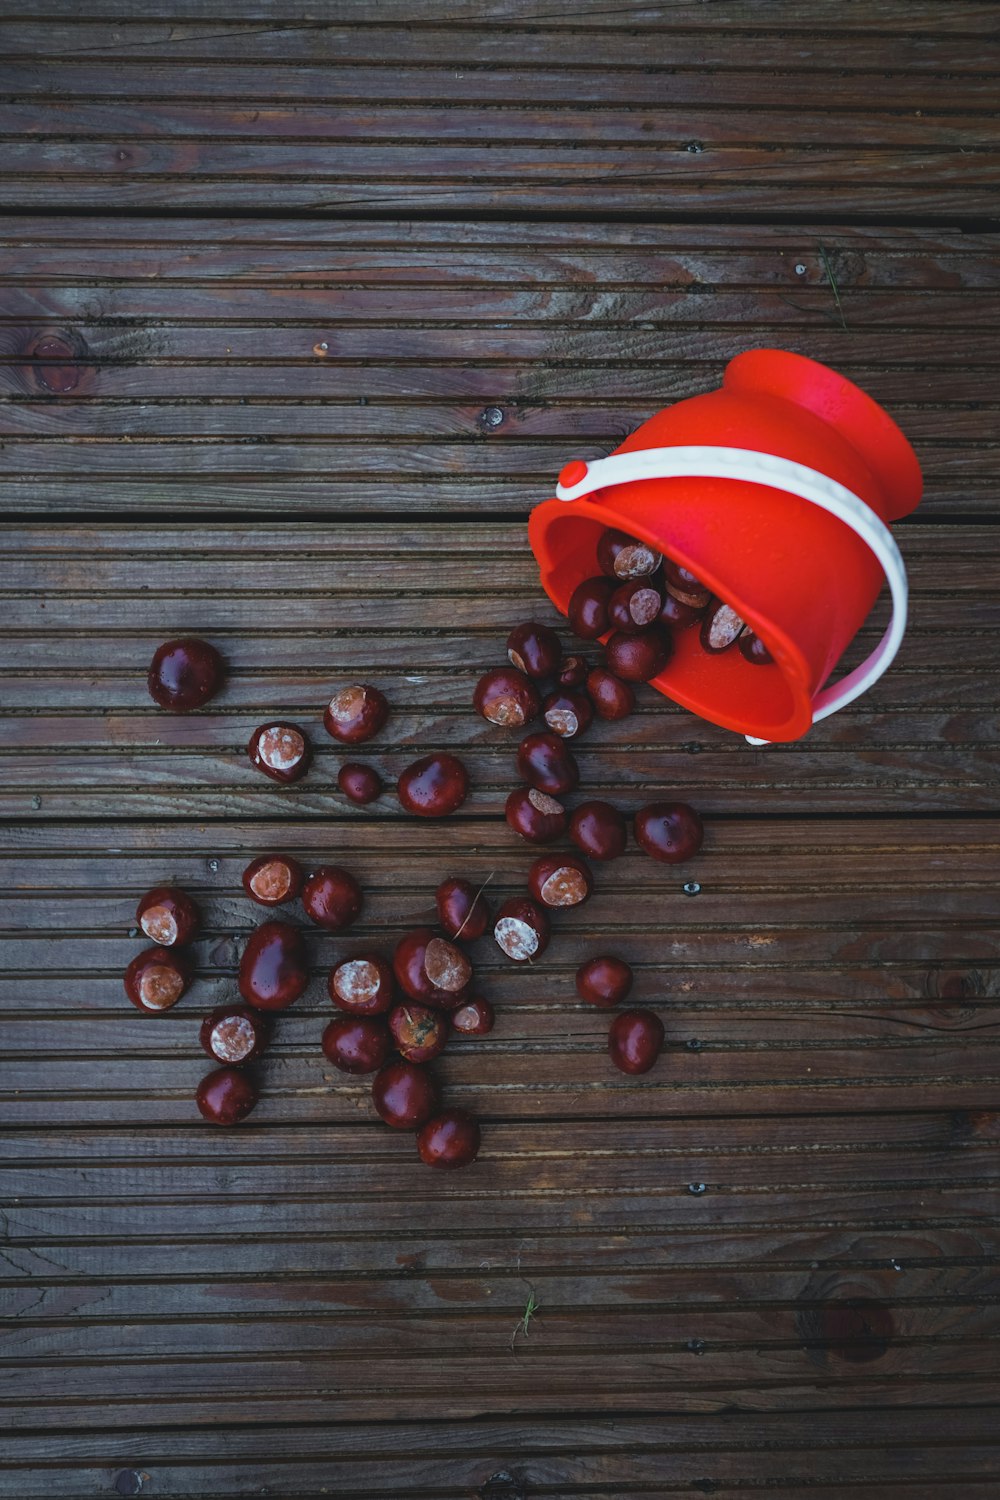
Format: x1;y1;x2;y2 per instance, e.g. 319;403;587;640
337;762;382;805
124;946;192;1013
417;1109;481;1169
558;654;589;689
542;688;593;739
663;558;712;609
147;637;224;713
567;575;615;640
586;666;635;722
136;886;199;947
576;955;633;1008
242;853;304;907
608;578;663;634
397;753;469;817
494;897;550;963
389;1002;448;1064
569;800;627;862
393;928;472;1007
301;866;363;931
328;953;395;1015
700;598;746;654
199;1003;271;1065
436;877;492;942
371;1060;439;1130
473;666;541;729
659;590;706;630
196;1066;259;1125
322;1015;390;1075
597;528;662;581
323;683;389;745
528;853;593;910
238;920;309;1011
608;1008;665;1075
516;731;579;797
450;997;495;1036
505;786;567;844
506;620;562;680
634;801;704;864
605;628;672;683
739;630;774;665
247;722;311;784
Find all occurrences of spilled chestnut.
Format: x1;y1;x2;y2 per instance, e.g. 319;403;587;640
450;997;495;1036
372;1060;439;1130
634;802;704;864
576;955;633;1008
605;628;671;684
569;800;627;862
700;599;746;654
397;752;469;817
247;722;311;784
739;630;774;665
505;786;567;844
238;920;309;1011
473;666;540;729
389;1002;448;1064
597;528;662;581
608;1008;665;1075
663;558;712;609
516;731;579;797
493;897;550;963
328;953;395;1015
558;655;589;689
507;620;562;680
608;578;663;634
196;1066;259;1125
136;886;199;948
436;877;492;942
586;666;635;722
322;1015;390;1075
417;1109;481;1169
568;575;615;640
124;946;192;1013
338;762;382;805
393;928;472;1007
147;637;224;713
543;688;593;740
659;590;706;631
301;866;363;931
528;853;593;910
200;1003;271;1066
242;853;304;907
324;684;389;745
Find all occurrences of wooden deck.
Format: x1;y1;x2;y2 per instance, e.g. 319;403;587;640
1;6;999;1497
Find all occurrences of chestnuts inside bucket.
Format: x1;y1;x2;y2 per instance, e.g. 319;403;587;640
528;350;922;743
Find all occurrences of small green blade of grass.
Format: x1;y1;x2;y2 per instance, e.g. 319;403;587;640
818;243;849;332
510;1286;540;1354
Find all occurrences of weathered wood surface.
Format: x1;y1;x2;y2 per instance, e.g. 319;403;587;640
2;7;1000;1498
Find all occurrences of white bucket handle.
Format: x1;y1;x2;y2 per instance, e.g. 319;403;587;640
555;445;909;746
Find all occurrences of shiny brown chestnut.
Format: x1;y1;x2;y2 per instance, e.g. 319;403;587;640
663;558;712;609
597;528;663;581
739;630;774;665
435;877;492;942
608;578;664;634
124;946;192;1013
558;654;589;689
516;731;579;796
247;722;311;784
136;886;200;947
302;866;363;931
196;1066;259;1124
700;598;746;654
528;853;593;910
147;637;224;713
322;1015;390;1075
242;853;304;907
568;575;615;640
393;928;472;1007
450;997;495;1036
397;753;469;817
473;666;541;729
371;1060;439;1130
493;897;550;963
199;1003;271;1065
586;666;635;722
338;762;382;805
605;628;672;684
507;620;562;680
389;1002;449;1064
324;683;389;745
328;953;396;1015
576;955;633;1008
505;786;567;844
417;1109;481;1169
543;688;593;739
569;800;627;862
238;920;309;1011
659;590;707;630
634;801;704;864
608;1008;665;1075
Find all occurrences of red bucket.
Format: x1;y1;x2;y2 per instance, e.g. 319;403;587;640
528;350;923;743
